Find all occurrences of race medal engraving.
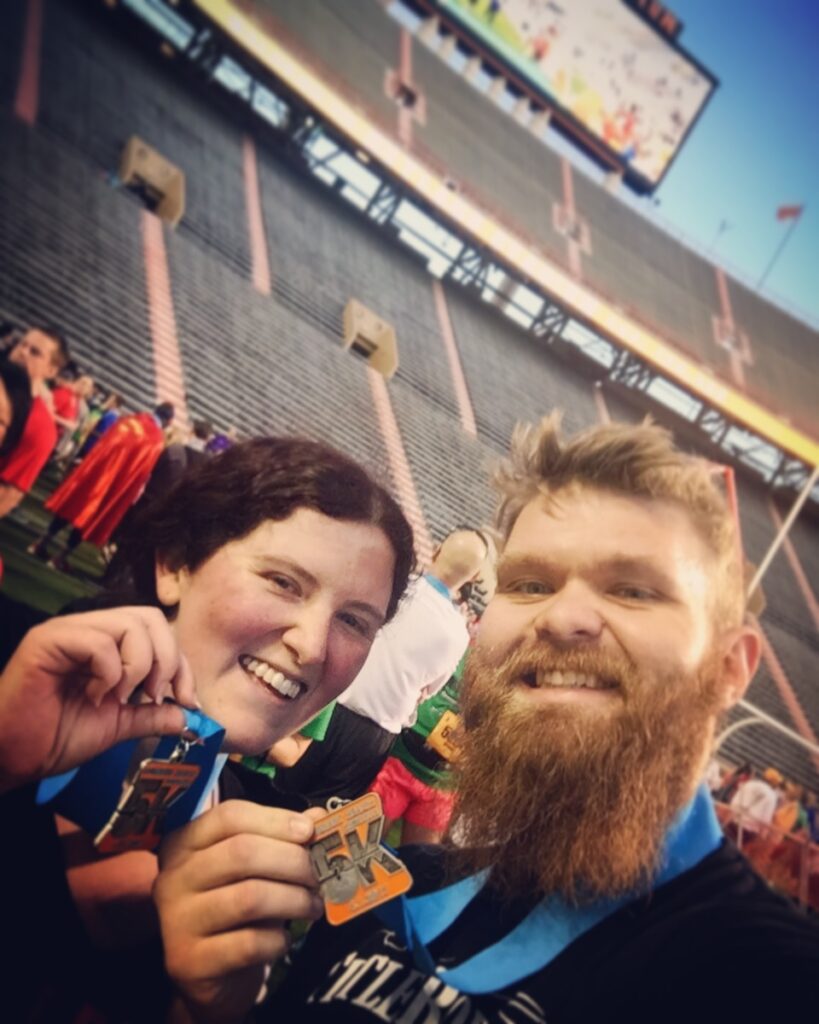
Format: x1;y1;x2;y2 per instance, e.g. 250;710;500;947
426;709;463;762
94;758;200;854
309;792;413;925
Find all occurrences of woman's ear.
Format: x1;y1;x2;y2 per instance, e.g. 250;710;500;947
155;559;185;607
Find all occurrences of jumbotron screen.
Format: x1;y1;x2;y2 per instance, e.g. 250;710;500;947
436;0;716;191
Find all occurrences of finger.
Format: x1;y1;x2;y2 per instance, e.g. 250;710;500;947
45;629;128;708
112;617;157;703
165;926;291;986
160;801;316;868
136;608;186;705
115;702;187;746
185;879;323;936
175;832;319;892
169;651;200;710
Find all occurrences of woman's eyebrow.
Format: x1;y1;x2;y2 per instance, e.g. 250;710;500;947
256;557;318;589
346;600;387;626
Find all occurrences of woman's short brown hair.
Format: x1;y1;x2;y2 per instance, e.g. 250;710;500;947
118;436;415;620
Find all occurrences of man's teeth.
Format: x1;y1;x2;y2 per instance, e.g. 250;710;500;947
532;670;614;690
240;656;302;699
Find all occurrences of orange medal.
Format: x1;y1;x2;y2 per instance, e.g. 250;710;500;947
310;793;413;925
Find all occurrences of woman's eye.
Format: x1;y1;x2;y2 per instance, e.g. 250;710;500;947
267;574;299;595
338;611;375;638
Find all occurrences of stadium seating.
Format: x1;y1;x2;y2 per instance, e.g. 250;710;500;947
0;0;817;789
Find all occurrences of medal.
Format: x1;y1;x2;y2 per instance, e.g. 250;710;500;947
94;732;201;853
310;792;413;925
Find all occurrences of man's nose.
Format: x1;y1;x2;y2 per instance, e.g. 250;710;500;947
531;581;603;647
282;601;332;670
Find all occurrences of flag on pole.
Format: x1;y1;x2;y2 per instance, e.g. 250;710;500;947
776;204;803;221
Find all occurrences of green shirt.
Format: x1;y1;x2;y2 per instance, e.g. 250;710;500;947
241;701;336;779
390;657;466;789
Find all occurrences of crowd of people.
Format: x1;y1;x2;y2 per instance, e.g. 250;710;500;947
1;321;819;1022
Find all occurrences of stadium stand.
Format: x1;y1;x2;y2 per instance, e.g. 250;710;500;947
268;0;819;436
0;0;817;794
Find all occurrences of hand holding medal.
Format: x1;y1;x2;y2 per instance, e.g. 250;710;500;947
154;799;326;1021
0;606;199;794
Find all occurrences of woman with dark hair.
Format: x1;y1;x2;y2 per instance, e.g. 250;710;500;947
0;358;33;459
1;435;414;1020
114;435;415;754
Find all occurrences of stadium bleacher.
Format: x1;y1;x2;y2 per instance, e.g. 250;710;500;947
265;0;819;437
0;0;817;791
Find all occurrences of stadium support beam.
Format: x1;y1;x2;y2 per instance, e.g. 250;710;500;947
748;466;819;598
531;302;568;344
365;181;400;224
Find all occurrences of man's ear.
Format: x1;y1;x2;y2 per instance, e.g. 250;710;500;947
718;623;762;710
155;559;186;607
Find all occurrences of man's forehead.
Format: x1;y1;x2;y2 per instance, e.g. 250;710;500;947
503;488;713;576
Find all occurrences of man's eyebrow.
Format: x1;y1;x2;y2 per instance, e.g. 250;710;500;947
596;557;679;591
497;553;679;592
496;553;560;578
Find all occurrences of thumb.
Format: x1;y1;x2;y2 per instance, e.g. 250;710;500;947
114;702;188;745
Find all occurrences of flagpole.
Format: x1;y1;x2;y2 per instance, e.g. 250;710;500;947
757;209;803;292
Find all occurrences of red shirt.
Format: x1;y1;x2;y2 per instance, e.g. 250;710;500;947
0;396;58;493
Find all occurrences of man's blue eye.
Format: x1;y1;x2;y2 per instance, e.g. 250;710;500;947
512;580;549;595
612;585;654;601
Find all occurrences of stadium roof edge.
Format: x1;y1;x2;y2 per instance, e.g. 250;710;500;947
194;0;819;468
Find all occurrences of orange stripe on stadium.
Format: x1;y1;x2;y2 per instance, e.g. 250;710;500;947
14;0;43;126
767;500;819;631
367;367;434;566
432;280;476;437
243;135;272;295
141;210;189;430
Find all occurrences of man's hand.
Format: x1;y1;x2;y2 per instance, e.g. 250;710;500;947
0;607;199;792
155;801;324;1023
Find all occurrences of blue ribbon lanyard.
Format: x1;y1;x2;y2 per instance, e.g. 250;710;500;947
36;707;225;837
377;785;722;995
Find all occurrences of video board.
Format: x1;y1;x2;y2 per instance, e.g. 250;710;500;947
435;0;716;193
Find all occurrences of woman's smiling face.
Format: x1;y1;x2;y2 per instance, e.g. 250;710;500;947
156;507;396;754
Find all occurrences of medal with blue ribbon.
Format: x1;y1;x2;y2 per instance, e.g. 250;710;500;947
376;785;723;994
36;707;224;853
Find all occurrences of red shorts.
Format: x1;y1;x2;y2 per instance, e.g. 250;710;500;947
369;756;455;833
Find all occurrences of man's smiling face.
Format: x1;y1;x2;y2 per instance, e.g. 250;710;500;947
450;484;746;901
476;484;717;718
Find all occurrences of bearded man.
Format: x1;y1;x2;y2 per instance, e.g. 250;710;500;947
154;416;819;1024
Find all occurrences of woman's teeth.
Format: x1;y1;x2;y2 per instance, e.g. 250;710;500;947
240;656;302;700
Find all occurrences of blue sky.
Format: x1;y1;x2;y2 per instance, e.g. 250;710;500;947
652;0;818;326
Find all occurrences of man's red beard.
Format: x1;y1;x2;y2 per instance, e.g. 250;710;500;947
446;643;723;904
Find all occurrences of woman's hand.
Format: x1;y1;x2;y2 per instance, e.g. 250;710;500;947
0;606;198;792
154;801;324;1023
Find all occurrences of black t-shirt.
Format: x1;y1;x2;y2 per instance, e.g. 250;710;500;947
264;841;819;1023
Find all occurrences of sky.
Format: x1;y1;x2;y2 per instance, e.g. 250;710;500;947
649;0;819;326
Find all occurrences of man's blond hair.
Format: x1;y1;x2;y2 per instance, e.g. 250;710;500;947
493;413;744;627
